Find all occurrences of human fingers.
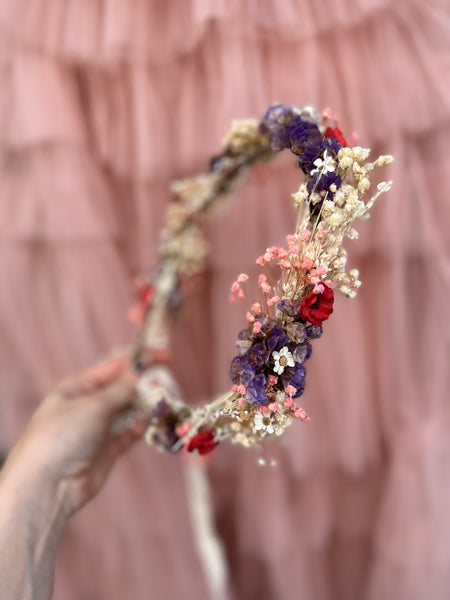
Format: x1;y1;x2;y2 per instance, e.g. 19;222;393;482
56;354;128;399
106;421;146;462
87;424;145;496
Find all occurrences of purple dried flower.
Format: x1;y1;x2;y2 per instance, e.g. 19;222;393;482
210;155;224;171
308;170;342;196
266;322;290;353
286;321;307;343
247;373;268;405
230;341;268;386
259;104;298;151
147;399;182;452
247;342;270;366
288;116;322;158
231;315;315;405
152;428;180;453
277;299;301;318
305;325;323;339
167;278;182;313
236;338;253;355
293;342;312;364
282;363;306;398
230;355;246;385
321;136;342;157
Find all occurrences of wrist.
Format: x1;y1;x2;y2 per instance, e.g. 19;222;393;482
0;447;70;527
0;454;68;600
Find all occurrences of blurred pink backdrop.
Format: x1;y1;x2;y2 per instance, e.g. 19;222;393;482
0;1;449;599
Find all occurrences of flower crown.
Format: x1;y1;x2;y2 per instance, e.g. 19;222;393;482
131;104;393;456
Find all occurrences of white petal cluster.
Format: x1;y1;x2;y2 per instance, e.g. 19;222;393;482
252;407;294;439
311;150;336;175
272;346;295;375
253;412;275;435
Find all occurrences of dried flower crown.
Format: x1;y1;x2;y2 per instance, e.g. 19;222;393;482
131;103;393;456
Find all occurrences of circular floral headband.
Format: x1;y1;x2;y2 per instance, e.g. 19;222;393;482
129;104;393;456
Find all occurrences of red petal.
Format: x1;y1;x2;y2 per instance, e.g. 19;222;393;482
325;126;347;147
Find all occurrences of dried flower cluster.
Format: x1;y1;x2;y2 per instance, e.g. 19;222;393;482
132;104;393;455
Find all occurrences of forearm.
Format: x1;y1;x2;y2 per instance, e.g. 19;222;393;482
0;458;68;600
0;357;138;599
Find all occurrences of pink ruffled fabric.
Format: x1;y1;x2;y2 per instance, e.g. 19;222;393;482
0;1;449;599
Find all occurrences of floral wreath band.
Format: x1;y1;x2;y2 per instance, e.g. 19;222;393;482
130;104;393;456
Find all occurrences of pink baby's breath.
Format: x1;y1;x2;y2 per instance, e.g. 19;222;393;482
285;385;297;397
294;408;310;422
251;302;262;313
175;422;191;437
253;321;262;334
286;234;296;246
267;295;280;307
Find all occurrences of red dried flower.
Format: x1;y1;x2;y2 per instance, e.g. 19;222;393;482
325;127;347;147
187;431;218;456
128;281;154;325
138;283;154;308
299;285;334;326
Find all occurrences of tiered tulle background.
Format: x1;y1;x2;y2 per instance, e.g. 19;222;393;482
0;1;449;599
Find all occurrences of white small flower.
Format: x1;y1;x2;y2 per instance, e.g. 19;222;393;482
377;180;393;192
253;412;275;435
357;177;371;193
375;155;393;167
310;150;336;176
272;346;295;375
326;211;345;228
321;199;336;217
338;156;353;170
